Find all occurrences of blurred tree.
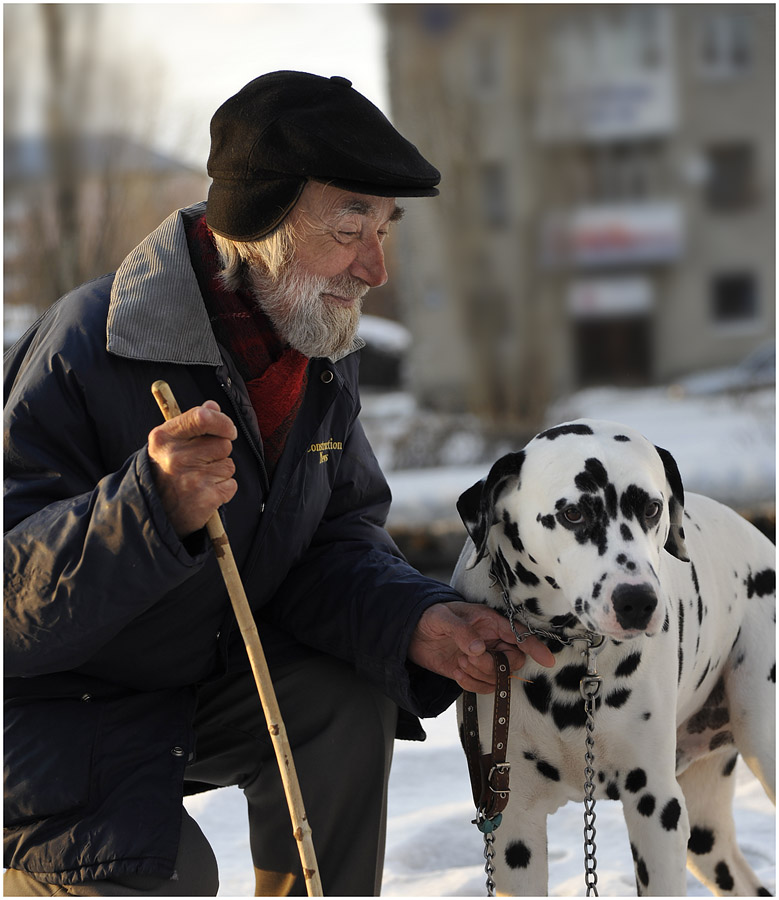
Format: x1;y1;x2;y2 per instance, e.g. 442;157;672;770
4;5;207;317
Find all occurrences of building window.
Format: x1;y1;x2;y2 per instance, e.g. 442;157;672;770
586;143;662;202
705;143;755;211
710;272;759;324
481;163;509;229
697;9;753;79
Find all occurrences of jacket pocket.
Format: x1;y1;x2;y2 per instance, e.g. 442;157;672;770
4;698;100;825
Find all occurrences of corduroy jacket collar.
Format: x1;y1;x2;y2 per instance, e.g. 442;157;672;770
106;202;364;366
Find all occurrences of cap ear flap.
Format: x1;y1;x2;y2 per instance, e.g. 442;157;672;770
456;451;525;569
655;445;690;562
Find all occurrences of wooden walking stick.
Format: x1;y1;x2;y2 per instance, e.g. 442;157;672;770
151;380;323;898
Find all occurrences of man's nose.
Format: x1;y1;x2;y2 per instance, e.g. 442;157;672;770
350;235;388;288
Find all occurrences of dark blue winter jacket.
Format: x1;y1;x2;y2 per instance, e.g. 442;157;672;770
3;203;462;884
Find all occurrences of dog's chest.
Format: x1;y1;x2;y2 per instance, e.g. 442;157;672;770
500;645;659;804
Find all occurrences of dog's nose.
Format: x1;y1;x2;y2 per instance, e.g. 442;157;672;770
612;583;658;630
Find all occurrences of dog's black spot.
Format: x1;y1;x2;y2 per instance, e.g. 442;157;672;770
505;840;531;869
678;603;685;682
616;553;626;564
528;554;537;564
710;731;734;751
662;610;671;632
514;560;540;587
592;580;602;599
697;595;704;626
605;483;618;518
747;568;776;599
549;613;579;629
723;753;739;777
523;597;541;616
536;759;560;781
630;843;650;889
552;700;588;730
756;888;772;896
494;548;517;589
545;575;560;589
606;781;620;800
691;561;701;596
524;675;552;714
621;523;634;541
715;861;735;891
637;794;656;816
540;514;556;530
575;458;608;494
688;826;715;855
620;484;656;532
555;664;588;692
614;434;631;442
661;798;682;831
502;510;524;553
605;687;631;708
769;663;776;683
694;661;710;692
625;769;647;793
537;423;594;441
615;651;642;678
597;771;606;783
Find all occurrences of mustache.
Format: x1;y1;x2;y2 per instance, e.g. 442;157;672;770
322;274;369;301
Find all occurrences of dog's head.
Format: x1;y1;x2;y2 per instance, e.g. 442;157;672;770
457;419;689;639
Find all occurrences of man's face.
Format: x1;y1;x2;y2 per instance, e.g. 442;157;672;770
249;182;403;359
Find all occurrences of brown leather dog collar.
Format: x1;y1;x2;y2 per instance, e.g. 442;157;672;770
462;650;512;830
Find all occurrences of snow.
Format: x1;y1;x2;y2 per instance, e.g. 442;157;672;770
186;706;775;897
184;383;774;896
358;314;413;355
376;386;775;532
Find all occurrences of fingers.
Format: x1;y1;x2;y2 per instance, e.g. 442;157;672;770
148;402;238;538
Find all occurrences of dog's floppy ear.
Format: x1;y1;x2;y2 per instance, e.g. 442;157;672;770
456;451;525;568
655;445;689;562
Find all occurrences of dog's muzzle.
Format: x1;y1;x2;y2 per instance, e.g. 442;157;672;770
612;582;658;631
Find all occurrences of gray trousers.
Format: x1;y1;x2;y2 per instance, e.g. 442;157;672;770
5;653;398;896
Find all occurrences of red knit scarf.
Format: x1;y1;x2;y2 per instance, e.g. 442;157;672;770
185;215;309;476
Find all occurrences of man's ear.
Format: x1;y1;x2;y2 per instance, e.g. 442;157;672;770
655;445;689;562
456;451;525;568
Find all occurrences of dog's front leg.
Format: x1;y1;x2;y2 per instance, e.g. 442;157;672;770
490;802;551;896
621;768;690;896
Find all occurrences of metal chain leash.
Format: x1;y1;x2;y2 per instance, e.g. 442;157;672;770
492;570;606;897
482;823;497;896
580;641;603;898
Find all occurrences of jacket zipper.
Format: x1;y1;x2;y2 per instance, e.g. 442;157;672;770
219;377;270;511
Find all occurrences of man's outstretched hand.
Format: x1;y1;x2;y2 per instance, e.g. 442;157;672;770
408;601;555;693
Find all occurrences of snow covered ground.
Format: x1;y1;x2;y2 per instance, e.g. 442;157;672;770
185;381;775;897
186;704;775;897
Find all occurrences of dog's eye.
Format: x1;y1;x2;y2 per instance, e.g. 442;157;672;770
645;500;662;520
563;506;583;524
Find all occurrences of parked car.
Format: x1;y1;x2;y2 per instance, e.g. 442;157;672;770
674;341;775;396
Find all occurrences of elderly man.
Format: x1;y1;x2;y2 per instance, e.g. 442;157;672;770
4;71;553;896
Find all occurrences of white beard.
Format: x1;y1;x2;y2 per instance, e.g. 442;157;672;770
248;260;367;359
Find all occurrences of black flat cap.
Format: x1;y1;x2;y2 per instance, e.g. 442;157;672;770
206;70;441;240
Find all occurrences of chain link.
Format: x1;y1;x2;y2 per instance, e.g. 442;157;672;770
482;830;497;897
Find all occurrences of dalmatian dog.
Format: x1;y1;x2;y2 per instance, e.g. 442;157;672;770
453;419;775;896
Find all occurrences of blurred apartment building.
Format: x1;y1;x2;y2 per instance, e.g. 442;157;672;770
382;4;775;426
